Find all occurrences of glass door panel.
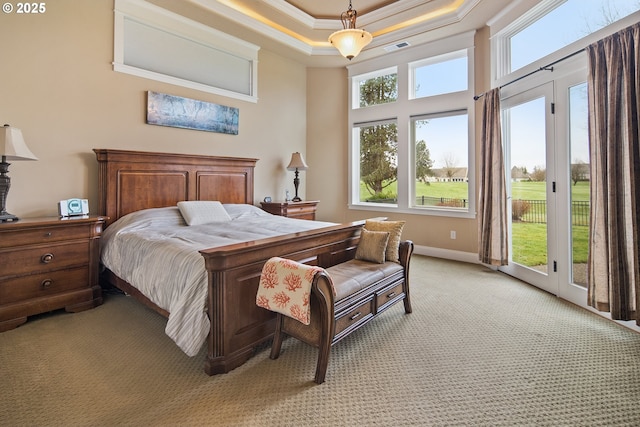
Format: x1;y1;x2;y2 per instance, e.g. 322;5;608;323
508;97;548;273
568;82;589;288
500;82;557;295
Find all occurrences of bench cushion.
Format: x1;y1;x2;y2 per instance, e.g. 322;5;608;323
326;259;404;302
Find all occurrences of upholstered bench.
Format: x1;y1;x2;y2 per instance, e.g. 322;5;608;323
268;238;413;384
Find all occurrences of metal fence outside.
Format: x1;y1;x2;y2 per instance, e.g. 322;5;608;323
512;199;589;226
370;196;590;226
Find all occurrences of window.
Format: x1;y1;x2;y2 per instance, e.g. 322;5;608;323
114;0;259;102
355;120;398;205
495;0;640;78
353;68;398;109
412;111;469;209
410;50;468;99
347;32;475;217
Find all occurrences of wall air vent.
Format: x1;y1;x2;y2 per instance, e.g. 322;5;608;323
383;41;411;52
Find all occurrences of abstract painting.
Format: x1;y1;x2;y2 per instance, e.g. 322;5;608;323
147;91;239;135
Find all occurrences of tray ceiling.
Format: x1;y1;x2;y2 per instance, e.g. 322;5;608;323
151;0;511;66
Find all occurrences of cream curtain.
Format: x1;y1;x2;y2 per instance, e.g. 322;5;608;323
478;88;509;266
586;22;640;325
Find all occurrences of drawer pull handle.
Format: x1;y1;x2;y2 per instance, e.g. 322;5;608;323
387;292;396;299
44;232;52;237
41;253;54;263
41;279;52;288
350;312;362;321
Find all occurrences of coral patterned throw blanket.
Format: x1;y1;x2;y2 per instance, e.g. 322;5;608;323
256;257;330;325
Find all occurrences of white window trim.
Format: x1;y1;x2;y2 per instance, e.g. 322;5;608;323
114;0;259;103
347;31;476;219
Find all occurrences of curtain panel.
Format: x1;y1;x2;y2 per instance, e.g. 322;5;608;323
586;22;640;324
478;88;509;266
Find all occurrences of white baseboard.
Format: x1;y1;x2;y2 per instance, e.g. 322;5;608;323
413;245;480;265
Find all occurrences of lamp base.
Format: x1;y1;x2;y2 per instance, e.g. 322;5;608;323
0;212;19;222
292;197;302;202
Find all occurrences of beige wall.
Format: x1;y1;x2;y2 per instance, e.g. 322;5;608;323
1;0;491;258
0;0;307;218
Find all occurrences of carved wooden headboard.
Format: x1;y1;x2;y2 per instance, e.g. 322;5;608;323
93;149;257;227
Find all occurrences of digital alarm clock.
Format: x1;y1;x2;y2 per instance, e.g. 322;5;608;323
58;198;89;217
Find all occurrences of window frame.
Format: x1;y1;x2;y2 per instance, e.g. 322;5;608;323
347;31;476;218
352;66;398;109
114;0;259;103
353;118;399;207
409;49;468;100
410;109;471;212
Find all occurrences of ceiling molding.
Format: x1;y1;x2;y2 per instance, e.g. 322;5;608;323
181;0;505;64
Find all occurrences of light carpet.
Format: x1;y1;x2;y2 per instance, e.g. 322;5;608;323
2;255;640;426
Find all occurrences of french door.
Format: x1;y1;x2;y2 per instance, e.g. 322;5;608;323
499;63;590;307
500;82;558;295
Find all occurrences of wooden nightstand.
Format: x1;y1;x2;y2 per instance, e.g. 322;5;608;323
0;215;106;332
260;200;319;220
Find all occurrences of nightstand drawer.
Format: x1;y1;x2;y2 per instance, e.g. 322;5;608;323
285;206;309;215
260;201;318;220
285;206;315;219
0;223;92;249
0;267;89;304
0;241;90;277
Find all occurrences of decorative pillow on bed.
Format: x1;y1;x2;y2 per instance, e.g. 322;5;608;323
355;228;390;264
364;219;405;263
177;201;232;226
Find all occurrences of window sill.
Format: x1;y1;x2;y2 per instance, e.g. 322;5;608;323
349;203;476;219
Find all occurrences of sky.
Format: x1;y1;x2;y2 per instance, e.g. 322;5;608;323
414;0;639;171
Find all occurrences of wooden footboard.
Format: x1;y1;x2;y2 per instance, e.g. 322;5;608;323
200;221;363;375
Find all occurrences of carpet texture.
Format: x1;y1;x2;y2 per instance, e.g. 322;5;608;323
2;255;640;426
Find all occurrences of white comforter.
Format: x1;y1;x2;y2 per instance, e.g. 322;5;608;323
101;204;335;356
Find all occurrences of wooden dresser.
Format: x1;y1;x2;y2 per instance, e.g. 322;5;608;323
260;200;319;220
0;215;106;332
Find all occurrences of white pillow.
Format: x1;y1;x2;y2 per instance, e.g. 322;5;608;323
177;201;232;226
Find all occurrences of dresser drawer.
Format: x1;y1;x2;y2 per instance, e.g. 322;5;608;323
0;241;90;277
335;297;374;339
376;282;405;312
0;223;93;249
0;267;89;304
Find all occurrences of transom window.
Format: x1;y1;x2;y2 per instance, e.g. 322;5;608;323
352;67;398;109
496;0;640;78
410;50;468;99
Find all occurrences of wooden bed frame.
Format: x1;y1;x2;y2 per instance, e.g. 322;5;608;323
94;149;363;375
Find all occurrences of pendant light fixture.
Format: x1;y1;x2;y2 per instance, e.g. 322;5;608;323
328;0;372;60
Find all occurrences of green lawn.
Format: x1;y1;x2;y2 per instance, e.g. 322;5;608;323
360;180;590;202
512;223;589;267
360;179;590;268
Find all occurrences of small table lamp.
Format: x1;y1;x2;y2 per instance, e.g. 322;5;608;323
286;152;308;202
0;124;38;222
